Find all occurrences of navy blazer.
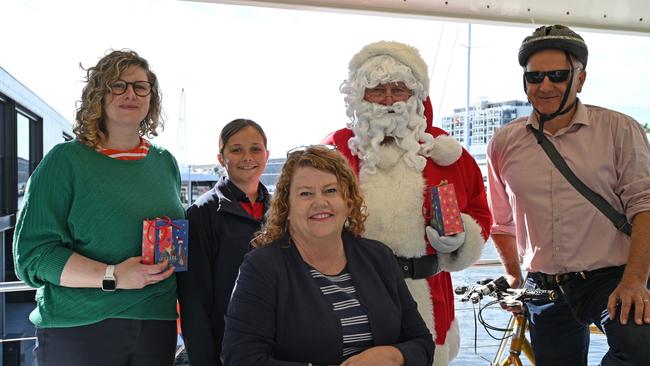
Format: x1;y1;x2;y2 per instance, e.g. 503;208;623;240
222;232;434;365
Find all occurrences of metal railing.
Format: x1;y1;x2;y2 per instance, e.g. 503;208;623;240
0;261;502;295
0;281;34;293
0;280;36;345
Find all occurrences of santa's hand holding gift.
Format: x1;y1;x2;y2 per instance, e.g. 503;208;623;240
324;41;492;365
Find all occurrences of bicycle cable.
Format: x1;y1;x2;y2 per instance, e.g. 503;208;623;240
477;299;516;340
470;301;496;364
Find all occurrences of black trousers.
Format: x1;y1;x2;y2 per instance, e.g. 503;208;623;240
526;266;650;366
34;318;177;366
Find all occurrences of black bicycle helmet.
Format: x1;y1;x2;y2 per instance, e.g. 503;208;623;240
518;24;588;67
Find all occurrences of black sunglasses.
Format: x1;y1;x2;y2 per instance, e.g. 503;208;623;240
524;69;577;84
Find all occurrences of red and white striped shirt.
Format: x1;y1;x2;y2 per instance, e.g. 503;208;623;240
100;138;151;160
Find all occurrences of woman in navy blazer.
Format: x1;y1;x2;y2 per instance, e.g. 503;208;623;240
222;146;434;365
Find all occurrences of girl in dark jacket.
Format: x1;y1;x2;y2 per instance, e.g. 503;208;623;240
177;119;270;366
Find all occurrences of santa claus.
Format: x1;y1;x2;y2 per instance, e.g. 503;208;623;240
323;41;492;365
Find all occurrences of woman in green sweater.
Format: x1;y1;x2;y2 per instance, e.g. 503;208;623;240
12;50;185;366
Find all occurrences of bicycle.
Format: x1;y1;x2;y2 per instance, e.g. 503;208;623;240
455;277;558;366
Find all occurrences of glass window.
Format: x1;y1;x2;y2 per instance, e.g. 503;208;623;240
16;113;30;212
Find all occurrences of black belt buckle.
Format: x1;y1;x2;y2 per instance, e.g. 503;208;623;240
531;271;587;288
397;257;415;278
395;255;439;279
558;271;588;286
554;273;571;286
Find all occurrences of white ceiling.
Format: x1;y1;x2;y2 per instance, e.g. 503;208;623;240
187;0;650;35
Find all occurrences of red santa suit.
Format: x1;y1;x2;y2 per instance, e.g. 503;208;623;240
324;96;491;365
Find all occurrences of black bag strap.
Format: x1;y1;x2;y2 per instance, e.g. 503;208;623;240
528;125;632;236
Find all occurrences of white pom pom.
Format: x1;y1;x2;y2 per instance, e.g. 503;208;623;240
426;135;463;166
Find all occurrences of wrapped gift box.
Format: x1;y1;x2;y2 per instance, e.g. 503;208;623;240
430;183;464;236
142;217;189;272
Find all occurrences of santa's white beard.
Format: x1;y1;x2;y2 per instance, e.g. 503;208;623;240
348;97;434;174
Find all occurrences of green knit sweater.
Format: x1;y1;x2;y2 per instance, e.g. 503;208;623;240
13;140;185;328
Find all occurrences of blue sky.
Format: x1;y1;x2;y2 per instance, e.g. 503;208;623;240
1;0;649;163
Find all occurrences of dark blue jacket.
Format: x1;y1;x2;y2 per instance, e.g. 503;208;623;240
177;176;270;366
222;232;435;365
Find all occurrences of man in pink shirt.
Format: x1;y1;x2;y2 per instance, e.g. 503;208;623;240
487;24;650;365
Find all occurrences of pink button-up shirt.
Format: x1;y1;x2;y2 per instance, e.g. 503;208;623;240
487;102;650;274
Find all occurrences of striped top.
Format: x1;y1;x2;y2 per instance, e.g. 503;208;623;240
309;266;373;358
99;138;151;160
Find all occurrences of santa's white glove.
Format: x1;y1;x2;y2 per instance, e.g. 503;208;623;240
426;226;466;253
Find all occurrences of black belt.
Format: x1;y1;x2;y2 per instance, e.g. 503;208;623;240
529;265;625;288
395;255;439;279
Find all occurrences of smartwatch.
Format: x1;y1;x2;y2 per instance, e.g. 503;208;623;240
102;265;117;292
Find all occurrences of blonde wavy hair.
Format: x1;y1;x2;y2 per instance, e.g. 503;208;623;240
252;146;367;247
74;49;163;149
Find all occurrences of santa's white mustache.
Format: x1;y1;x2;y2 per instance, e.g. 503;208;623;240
348;97;432;173
357;101;413;139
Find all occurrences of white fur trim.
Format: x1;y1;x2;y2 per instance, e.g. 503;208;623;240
447;319;461;361
438;213;485;272
405;278;436;341
349;41;429;93
433;319;460;366
426;135;463;167
360;159;427;258
359;161;441;346
433;342;449;366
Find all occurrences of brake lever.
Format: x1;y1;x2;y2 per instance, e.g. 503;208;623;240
501;298;523;308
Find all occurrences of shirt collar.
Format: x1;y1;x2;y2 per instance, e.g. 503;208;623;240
225;178;264;203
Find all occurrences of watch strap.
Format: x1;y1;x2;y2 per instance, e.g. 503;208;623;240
104;264;115;279
102;265;117;292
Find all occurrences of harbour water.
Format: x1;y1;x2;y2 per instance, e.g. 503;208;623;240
449;242;608;365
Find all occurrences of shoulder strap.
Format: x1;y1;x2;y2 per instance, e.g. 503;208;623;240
527;125;632;236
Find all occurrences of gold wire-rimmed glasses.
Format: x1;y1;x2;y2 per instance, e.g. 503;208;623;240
364;82;413;102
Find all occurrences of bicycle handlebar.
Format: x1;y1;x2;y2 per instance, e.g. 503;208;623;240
455;276;558;304
516;288;559;302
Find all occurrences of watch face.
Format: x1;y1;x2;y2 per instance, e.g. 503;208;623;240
102;279;116;291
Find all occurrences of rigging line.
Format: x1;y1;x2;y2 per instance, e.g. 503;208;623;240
428;22;445;87
434;23;461;127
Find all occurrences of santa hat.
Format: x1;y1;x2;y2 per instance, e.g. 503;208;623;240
348;41;429;93
346;41;463;167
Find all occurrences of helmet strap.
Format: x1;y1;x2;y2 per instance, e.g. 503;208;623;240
526;51;579;144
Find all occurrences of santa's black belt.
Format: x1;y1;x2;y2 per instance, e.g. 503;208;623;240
395;255;439;279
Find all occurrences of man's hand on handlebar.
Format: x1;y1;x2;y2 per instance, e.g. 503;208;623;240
501;274;525;314
455;276;558;315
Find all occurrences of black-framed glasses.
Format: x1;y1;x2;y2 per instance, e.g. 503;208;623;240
110;80;152;97
524;68;581;84
286;144;337;157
